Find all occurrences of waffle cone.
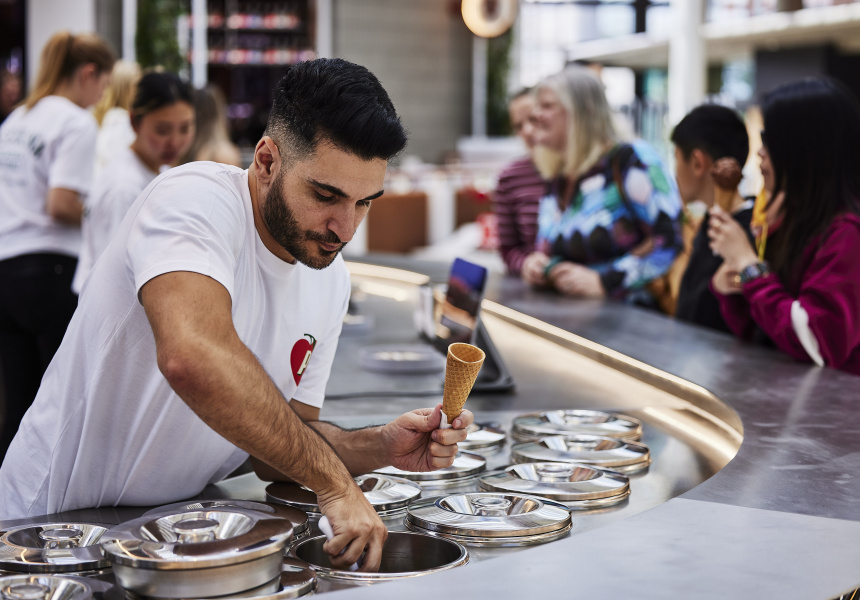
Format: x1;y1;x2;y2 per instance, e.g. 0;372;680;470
714;185;736;212
442;343;485;422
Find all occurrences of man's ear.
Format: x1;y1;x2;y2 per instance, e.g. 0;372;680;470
253;136;281;184
690;148;710;179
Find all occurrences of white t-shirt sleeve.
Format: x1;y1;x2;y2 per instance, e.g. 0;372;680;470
49;115;98;195
127;171;246;298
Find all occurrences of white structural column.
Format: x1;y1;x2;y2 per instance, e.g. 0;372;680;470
667;0;705;128
472;35;488;137
315;0;333;58
191;0;208;88
122;0;136;60
27;0;96;84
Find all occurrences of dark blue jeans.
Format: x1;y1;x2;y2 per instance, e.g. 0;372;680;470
0;253;78;461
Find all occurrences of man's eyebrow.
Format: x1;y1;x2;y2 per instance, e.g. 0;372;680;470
308;179;385;202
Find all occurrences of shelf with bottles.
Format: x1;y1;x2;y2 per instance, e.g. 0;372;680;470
207;1;306;33
204;2;313;67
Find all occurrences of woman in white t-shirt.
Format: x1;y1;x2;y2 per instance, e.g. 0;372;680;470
92;60;141;178
0;31;115;459
74;71;195;293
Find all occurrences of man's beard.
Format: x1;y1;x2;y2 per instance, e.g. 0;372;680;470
261;174;346;270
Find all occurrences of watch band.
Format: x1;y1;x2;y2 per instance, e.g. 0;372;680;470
734;261;772;286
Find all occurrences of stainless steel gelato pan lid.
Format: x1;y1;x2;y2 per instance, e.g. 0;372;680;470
142;500;309;540
100;509;292;570
373;452;486;484
478;462;630;508
511;410;642;442
510;435;651;474
0;523;110;573
0;574;96;600
459;423;506;453
265;474;420;516
405;492;572;546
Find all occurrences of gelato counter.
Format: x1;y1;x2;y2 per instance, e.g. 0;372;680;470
2;257;859;599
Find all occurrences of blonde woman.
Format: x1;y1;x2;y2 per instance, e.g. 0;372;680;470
92;59;141;176
523;65;683;308
0;31;115;458
180;85;242;167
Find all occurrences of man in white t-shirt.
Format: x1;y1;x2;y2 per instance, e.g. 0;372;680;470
0;58;474;572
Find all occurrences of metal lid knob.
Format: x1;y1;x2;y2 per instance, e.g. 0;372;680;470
170;518;219;544
1;583;51;600
37;528;83;550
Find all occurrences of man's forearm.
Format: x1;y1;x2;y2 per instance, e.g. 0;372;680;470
305;421;390;475
142;272;357;500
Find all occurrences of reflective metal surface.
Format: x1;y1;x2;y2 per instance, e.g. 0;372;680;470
101;509;292;599
290;532;468;583
0;524;109;573
192;560;316;600
405;492;572;546
0;575;95;600
511;410;642;442
510;435;651;474
373;453;486;487
478;463;630;508
142;500;309;540
265;475;420;516
459;423;506;454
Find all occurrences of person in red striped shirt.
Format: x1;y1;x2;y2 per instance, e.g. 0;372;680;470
492;88;546;276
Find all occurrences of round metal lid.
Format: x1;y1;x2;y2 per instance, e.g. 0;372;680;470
142;500;310;539
358;344;445;374
0;575;95;600
265;474;421;516
0;523;110;573
406;493;571;547
510;435;651;474
459;423;506;453
511;410;642;442
373;452;487;483
100;509;292;570
478;462;630;508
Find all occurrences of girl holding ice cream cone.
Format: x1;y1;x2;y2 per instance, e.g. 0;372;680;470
708;77;860;375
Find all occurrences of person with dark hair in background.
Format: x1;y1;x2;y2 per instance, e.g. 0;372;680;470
672;104;753;332
0;69;23;125
180;85;242;167
73;71;196;292
0;31;115;459
492;88;546;276
0;59;474;572
709;78;860;375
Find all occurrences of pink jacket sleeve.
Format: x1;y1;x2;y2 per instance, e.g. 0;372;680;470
715;216;860;368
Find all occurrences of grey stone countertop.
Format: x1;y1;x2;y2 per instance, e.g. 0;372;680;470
337;256;860;599
3;256;859;598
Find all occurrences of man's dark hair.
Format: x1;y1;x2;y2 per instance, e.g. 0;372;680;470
670;104;749;166
265;58;407;162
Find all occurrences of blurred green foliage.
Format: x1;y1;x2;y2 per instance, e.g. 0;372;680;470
487;28;513;137
137;0;187;72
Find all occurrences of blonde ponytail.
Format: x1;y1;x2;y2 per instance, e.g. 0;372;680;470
25;31;116;110
93;60;141;126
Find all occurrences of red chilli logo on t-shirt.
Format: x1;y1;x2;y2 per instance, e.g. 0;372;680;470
290;334;316;385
